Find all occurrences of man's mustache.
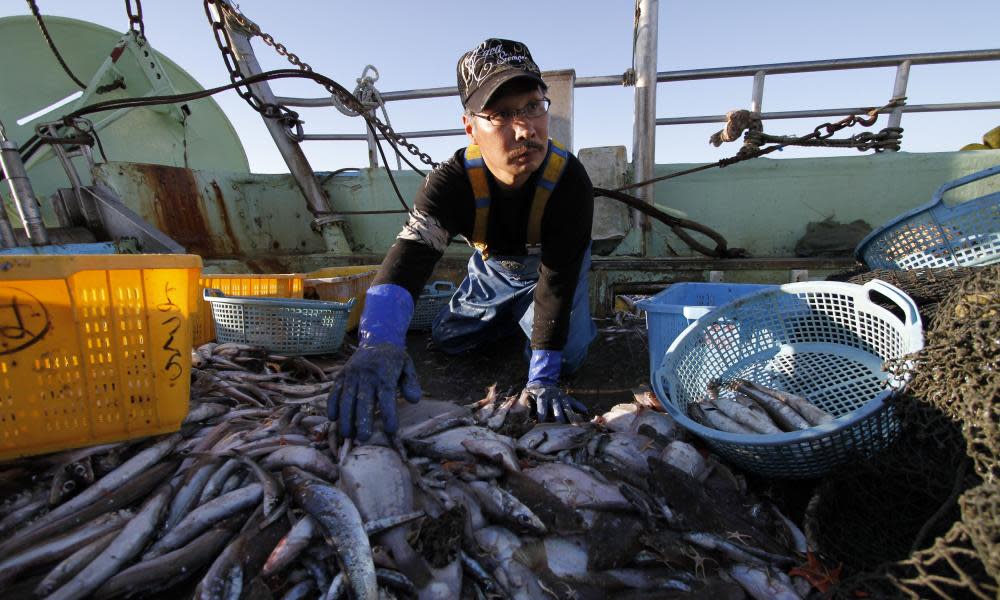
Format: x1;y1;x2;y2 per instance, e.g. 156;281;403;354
509;141;546;157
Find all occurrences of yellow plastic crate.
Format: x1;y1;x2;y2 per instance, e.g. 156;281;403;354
194;274;306;346
0;254;202;460
304;265;379;331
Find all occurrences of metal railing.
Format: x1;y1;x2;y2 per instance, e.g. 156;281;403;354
276;48;1000;155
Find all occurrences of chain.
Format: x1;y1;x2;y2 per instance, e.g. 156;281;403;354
617;97;907;191
125;0;145;39
27;0;87;89
749;127;903;152
202;0;439;169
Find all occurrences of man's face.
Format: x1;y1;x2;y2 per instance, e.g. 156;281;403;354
463;86;549;189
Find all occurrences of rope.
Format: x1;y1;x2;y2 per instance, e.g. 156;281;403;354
594;186;745;259
26;0;87;89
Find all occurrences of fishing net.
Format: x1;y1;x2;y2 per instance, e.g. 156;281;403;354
826;265;984;328
816;265;999;599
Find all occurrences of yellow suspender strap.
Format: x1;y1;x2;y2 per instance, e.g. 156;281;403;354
464;139;569;255
526;139;569;245
464;144;491;255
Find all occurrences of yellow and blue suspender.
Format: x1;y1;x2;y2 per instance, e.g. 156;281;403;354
462;139;569;259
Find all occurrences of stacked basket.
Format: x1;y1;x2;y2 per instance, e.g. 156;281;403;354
409;281;456;330
855;164;1000;270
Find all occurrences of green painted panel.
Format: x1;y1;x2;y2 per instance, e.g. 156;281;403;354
0;15;248;219
642;150;1000;258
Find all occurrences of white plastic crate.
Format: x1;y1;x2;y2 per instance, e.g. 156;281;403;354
654;280;924;479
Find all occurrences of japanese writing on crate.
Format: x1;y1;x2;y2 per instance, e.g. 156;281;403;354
156;282;184;384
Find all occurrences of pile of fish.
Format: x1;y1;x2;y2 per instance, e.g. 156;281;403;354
690;379;836;435
0;343;822;599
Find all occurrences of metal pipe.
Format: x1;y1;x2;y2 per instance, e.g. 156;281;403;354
219;4;350;253
654;100;1000;126
302;128;465;142
653;49;1000;82
886;60;912;141
274;48;1000;106
224;21;328;216
364;114;379;169
631;0;658;255
0;120;47;246
44;125;100;230
751;71;766;114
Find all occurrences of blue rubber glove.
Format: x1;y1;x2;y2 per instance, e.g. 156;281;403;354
520;350;587;423
328;284;421;440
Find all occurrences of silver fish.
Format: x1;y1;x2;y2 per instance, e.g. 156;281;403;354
732;380;811;431
597;432;660;475
263;515;318;577
517;423;593;454
0;509;130;587
728;564;803;600
748;381;835;427
47;482;174;600
467;480;547;535
340;445;432;589
285;467;378;600
523;463;630;510
473;526;545;600
144;483;262;560
36;530;117;597
659;440;709;480
261;445;340;481
690;401;755;434
411;426;518;471
93;516;239;599
0;433;181;555
712;392;782;434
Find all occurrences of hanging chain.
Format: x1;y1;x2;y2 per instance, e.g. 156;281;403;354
26;0;87;89
617;97;907;192
202;0;438;169
125;0;145;39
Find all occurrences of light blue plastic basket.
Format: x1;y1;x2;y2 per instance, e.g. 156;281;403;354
204;289;355;355
855;164;1000;270
637;283;776;377
409;281;455;330
653;279;924;479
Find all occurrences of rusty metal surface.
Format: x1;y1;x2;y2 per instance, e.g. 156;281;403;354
96;162;328;259
137;164;227;256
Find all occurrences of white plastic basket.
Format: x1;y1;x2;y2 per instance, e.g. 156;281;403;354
855;164;1000;270
653;280;924;479
409;281;456;330
204;289;355;355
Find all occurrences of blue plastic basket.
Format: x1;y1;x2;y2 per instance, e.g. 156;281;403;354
409;281;456;330
856;164;1000;270
204;289;355;355
637;283;776;377
653;280;924;479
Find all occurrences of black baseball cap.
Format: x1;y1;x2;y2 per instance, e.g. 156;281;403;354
457;38;546;113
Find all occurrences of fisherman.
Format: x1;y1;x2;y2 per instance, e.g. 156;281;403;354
328;38;597;440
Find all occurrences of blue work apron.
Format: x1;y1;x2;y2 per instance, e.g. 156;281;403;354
430;245;597;374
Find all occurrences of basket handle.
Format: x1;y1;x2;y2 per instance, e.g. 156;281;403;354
427;280;456;293
860;279;924;341
931;163;1000;207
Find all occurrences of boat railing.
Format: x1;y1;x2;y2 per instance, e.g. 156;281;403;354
274;49;1000;167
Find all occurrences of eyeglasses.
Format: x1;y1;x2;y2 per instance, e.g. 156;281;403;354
473;97;551;127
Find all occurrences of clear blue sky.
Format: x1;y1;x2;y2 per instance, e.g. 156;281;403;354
4;1;999;173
